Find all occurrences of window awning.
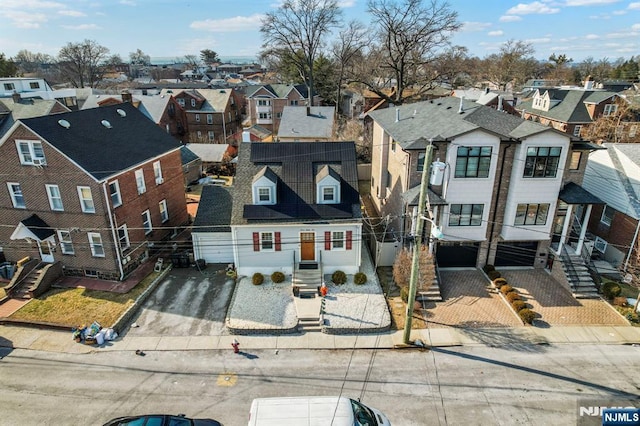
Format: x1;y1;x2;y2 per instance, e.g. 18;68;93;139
10;214;55;242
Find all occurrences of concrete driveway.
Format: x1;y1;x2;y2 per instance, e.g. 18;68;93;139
125;265;234;337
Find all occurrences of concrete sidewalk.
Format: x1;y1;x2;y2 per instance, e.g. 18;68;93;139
1;324;639;355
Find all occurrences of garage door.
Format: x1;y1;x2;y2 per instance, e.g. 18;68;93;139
436;242;479;267
495;242;538;267
192;233;234;264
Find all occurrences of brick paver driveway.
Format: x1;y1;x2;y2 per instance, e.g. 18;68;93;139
423;269;522;328
500;269;628;326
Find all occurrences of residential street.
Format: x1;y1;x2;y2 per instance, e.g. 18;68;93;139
0;344;638;426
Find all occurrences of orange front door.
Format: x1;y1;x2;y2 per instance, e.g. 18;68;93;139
300;232;315;261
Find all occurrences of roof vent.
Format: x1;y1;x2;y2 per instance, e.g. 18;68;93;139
101;120;112;128
116;108;126;117
58;119;71;129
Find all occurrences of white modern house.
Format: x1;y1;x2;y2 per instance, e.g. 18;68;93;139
1;78;77;109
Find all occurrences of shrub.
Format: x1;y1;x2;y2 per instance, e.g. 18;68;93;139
400;286;409;303
332;270;347;285
252;273;264;285
270;271;285;283
493;278;508;287
482;264;496;273
519;308;536;324
506;291;521;303
487;270;501;280
601;281;622;299
353;272;367;285
500;284;514;295
512;300;527;312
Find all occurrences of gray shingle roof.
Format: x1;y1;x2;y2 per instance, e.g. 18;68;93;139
368;97;551;148
180;145;200;165
277;106;335;139
517;89;617;123
19;103;182;181
193;185;233;232
231;141;361;225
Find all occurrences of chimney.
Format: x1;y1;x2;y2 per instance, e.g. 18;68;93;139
395;108;400;122
584;75;594;90
11;91;20;103
485;87;490;94
306;105;311;116
121;91;133;103
497;95;503;112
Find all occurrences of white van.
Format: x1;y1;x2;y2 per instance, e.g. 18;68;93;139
248;396;391;426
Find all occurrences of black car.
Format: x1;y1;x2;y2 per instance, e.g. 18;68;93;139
103;414;222;426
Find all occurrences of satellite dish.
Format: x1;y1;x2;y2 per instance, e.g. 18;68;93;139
57;119;71;129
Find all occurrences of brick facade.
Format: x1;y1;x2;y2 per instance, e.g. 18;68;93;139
0;123;188;280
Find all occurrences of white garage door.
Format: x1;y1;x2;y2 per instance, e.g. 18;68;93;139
192;232;234;264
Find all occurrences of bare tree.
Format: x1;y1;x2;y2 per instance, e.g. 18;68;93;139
432;45;472;88
480;39;536;91
260;0;343;107
182;54;200;69
350;0;460;105
13;50;55;74
331;20;368;115
582;100;640;144
544;53;573;83
57;39;109;88
129;49;151;66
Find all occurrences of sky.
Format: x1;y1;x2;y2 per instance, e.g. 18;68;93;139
1;0;639;63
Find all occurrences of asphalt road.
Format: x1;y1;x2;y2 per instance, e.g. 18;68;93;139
125;266;234;337
0;344;638;426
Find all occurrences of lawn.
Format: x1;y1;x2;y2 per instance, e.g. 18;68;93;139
600;277;640;327
10;271;160;327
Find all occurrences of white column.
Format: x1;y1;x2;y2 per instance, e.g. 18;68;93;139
575;204;592;255
557;204;573;255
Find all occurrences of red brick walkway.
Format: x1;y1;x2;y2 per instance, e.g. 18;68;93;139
0;298;30;318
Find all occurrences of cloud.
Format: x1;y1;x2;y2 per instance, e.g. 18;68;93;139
633;23;640;31
612;10;627;15
338;0;356;6
191;14;264;32
6;11;48;29
506;2;561;15
61;23;101;30
58;10;86;17
525;37;552;43
585;34;600;39
564;0;620;5
629;2;640;9
462;21;492;32
488;30;504;36
119;0;136;5
499;15;523;22
4;0;64;8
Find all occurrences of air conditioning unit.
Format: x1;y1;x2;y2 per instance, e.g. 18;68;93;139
156;177;164;185
33;158;46;166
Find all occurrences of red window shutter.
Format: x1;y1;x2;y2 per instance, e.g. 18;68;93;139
346;231;353;250
252;232;260;251
275;232;281;251
325;231;331;250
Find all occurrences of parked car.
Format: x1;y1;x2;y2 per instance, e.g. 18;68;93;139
103;414;221;426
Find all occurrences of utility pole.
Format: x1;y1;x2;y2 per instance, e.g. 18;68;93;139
403;140;434;345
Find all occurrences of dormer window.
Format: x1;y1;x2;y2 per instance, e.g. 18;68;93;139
316;165;341;204
252;166;277;205
258;187;272;202
16;140;46;166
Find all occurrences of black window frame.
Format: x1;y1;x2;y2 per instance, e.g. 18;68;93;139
523;146;561;178
454;146;492;178
449;204;484;226
515;203;550;226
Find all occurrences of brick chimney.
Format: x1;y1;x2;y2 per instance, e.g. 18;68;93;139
121;91;133;103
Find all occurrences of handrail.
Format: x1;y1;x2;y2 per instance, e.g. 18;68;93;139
292;250;296;287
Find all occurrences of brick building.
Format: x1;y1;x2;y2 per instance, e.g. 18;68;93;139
245;84;319;134
0;103;188;280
